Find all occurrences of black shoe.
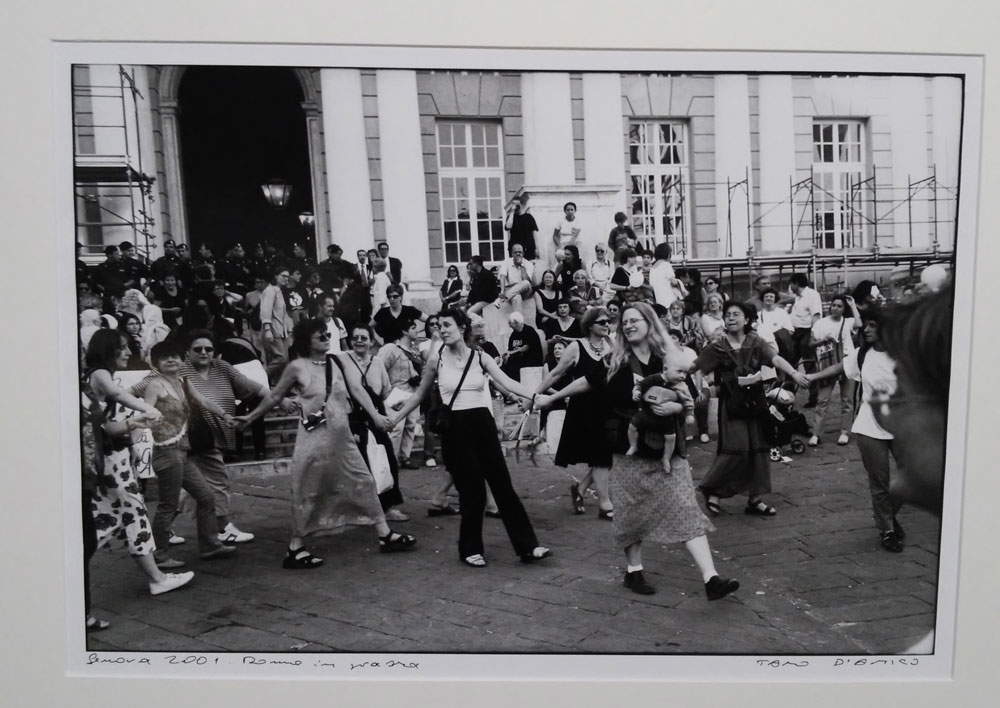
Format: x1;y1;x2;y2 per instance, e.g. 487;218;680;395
624;570;656;595
705;575;740;601
880;530;904;553
892;518;906;541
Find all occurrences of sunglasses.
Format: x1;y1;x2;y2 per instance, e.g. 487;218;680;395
593;319;610;326
317;332;331;340
428;321;440;327
191;346;214;353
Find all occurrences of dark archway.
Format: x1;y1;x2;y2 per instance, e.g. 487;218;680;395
178;66;314;260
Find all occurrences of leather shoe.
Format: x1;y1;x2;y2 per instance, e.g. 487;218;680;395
705;575;740;601
624;570;656;595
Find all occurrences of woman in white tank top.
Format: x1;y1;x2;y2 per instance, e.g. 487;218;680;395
390;307;552;568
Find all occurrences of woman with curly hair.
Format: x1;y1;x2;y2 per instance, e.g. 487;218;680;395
82;329;194;597
236;318;415;569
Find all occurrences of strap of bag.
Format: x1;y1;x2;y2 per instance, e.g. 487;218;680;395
444;348;476;411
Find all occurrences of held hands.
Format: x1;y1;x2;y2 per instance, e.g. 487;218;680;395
232;415;251;430
793;372;812;387
374;414;394;432
221;413;236;429
532;394;551;411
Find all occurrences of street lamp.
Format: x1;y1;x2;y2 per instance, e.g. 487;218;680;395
260;177;293;209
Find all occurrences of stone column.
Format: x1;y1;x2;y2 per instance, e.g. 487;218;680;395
375;69;433;294
521;72;575;185
713;74;753;257
301;99;330;258
158;98;189;247
320;69;375;260
757;75;796;254
582;73;627;212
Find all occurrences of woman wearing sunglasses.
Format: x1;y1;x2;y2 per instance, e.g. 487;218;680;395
236;319;415;569
535;307;616;520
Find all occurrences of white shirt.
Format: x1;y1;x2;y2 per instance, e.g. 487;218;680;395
589;258;613;289
649;260;677;307
790;286;824;328
555;218;580;246
325;317;348;353
436;348;493;411
811;316;856;356
370;272;392;311
498;257;535;286
757;307;793;346
843;348;896;439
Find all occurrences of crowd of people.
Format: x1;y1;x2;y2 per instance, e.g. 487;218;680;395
76;208;953;637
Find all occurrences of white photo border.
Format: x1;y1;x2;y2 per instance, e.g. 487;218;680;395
53;42;983;682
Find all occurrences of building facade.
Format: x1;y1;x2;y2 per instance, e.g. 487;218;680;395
74;66;962;297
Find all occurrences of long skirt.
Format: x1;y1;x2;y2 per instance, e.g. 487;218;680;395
609;453;714;549
699;396;772;499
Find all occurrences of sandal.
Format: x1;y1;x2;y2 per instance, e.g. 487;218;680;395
702;490;722;516
745;499;777;516
379;531;417;553
427;504;460;517
520;546;552;564
569;483;585;515
282;546;324;569
86;616;110;632
462;554;487;568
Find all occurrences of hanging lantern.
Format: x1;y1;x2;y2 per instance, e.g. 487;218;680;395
260;178;293;209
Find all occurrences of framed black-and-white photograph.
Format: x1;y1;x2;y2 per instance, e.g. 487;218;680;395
3;1;998;705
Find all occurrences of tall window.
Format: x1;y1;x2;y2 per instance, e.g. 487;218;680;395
628;121;691;256
812;119;867;249
436;121;506;266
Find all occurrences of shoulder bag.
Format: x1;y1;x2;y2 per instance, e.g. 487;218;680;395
429;349;476;436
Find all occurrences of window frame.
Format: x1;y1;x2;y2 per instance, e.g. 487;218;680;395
436;121;507;268
811;119;869;249
627;120;692;258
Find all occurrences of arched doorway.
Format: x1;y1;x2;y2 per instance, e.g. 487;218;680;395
172;66;321;262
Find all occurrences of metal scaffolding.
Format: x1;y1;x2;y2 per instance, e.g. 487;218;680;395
73;65;156;261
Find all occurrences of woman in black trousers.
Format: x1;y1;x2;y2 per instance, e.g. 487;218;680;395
390;307;550;568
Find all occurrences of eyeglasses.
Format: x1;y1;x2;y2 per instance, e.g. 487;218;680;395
388;294;401;299
427;321;440;327
191;346;214;353
593;319;610;326
621;318;645;326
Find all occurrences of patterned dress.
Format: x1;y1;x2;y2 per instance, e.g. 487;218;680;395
602;353;714;548
288;357;385;538
85;371;155;557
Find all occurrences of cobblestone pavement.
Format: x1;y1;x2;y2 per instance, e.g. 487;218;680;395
86;432;940;656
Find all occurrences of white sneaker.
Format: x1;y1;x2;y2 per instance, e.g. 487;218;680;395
149;571;194;596
384;508;410;522
168;531;186;546
218;523;255;544
837;432;850;446
699;433;710;444
424;457;438;467
808;435;819;447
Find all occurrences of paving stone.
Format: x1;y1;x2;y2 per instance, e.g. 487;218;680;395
196;625;311;652
806;595;934;624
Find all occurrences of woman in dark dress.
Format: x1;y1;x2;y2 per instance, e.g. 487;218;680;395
536;308;615;519
692;302;809;516
536;302;739;599
533;269;560;332
543;299;582;340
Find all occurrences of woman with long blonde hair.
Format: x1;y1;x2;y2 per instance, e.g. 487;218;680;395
537;302;739;600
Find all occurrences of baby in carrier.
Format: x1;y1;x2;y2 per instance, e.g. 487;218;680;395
626;350;697;466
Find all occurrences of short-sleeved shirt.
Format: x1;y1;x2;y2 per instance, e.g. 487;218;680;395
373;305;423;342
506;325;544;367
498;258;535;286
790;286;824;328
376;342;420;389
811;316;856;356
325;317;348;353
555;218;581;246
842;348;896;440
756;307;793;346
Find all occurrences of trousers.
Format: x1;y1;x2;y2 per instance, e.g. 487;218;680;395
152;446;222;553
855;433;903;532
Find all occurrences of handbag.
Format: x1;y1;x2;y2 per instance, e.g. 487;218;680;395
813;318;846;373
429;349;476;436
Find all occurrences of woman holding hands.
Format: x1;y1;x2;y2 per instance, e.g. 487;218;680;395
388;307;550;568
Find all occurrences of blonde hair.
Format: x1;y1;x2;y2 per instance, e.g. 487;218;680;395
706;292;725;311
607;302;679;381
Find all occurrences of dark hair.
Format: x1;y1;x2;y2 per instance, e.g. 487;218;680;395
119;241;134;251
881;287;952;407
789;273;809;288
651;303;669;318
327;244;342;254
614;211;627;224
377;241;389;250
667;327;683;340
852;279;879;304
350;323;375;340
557;298;573;309
675;267;688;279
754;273;770;287
395;318;418;339
759;287;779;301
724;300;757;333
386;283;404;298
117;311;141;332
85;329;127;372
103;245;119;256
563;244;583;272
828;293;849;310
271;263;290;279
563;201;577;211
424;316;440;336
615;247;637;265
439;306;472;344
185;329;216;350
469;255;485;267
653;242;672;262
686;268;702;285
290;318;328;359
537;269;557;289
579;306;609;334
149;340;185;366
